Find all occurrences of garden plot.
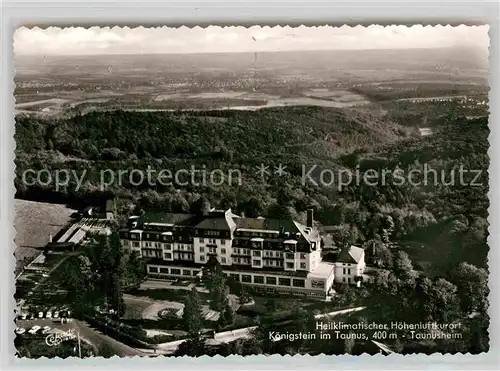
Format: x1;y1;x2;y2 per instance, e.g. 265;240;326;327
123;293;220;321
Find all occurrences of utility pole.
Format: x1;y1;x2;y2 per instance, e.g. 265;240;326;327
78;332;82;358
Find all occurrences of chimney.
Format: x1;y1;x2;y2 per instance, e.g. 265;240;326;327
307;209;314;228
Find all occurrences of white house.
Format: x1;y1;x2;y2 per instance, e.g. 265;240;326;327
334;245;366;287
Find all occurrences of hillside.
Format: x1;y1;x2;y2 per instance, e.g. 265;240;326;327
15;106;415;163
15;107;489;276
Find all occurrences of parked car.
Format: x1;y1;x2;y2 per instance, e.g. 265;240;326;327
53;311;59;318
46;311;52;319
28;326;41;334
15;328;26;335
38;312;44;318
21;313;28;320
41;326;51;334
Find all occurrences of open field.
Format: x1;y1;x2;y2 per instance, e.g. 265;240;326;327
14;199;76;275
14;48;488;117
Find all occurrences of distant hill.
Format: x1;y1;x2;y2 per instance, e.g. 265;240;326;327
15;106;415;164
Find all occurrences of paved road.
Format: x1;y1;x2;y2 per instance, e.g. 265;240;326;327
17;252;78;311
313;306;366;319
73;320;147;357
17;318;147;357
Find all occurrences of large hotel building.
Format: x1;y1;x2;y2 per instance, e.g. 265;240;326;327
119;209;366;299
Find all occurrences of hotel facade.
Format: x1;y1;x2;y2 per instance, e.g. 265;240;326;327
119;209;365;298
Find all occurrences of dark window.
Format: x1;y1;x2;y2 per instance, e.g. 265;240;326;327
149;266;158;273
286;262;294;269
221;248;226;254
266;277;277;285
253;260;261;266
286;253;294;259
293;279;305;288
242;275;252;283
253;250;261;257
253;276;264;284
159;267;169;274
230;274;240;282
183;270;191;276
171;268;181;275
300;263;306;269
279;278;291;286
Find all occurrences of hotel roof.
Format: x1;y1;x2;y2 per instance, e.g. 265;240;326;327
127;209;319;243
136;212;202;227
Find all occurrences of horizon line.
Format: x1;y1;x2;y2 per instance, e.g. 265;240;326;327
14;45;487;58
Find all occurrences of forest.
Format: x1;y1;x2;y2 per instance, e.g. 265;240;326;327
15;105;489;275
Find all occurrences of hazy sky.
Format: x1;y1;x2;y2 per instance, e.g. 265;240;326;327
14;25;489;55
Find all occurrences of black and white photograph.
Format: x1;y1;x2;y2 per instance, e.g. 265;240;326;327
12;24;490;358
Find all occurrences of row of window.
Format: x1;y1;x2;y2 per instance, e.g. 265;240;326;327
343;268;352;275
129;240;310;260
163;252;194;260
199;238;226;245
200;246;222;254
229;273;306;288
157;252;309;270
133;241;194;252
233;257;250;264
129;233;185;242
198;255;227;264
142;250;161;258
233;248;251;256
203;230;222;237
234;231;281;238
148;266;200;276
127;233;312;247
231;248;308;260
